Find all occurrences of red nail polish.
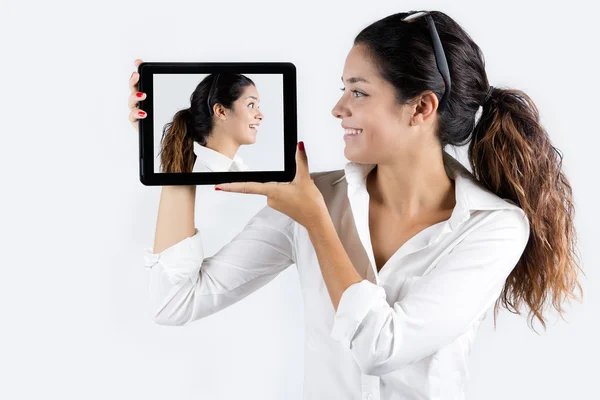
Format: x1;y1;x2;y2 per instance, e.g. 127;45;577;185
138;111;145;116
136;92;143;97
215;187;222;191
298;141;305;151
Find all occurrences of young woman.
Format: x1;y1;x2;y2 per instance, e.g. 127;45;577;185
157;73;262;173
128;10;582;400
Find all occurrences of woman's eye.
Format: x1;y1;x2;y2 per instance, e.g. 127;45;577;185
339;88;366;98
249;103;254;108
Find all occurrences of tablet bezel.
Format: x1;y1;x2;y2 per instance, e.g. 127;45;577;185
137;62;297;186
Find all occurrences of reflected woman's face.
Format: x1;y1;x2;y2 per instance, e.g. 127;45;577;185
226;84;264;145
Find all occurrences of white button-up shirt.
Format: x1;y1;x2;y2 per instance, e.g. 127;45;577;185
192;141;249;172
144;150;530;400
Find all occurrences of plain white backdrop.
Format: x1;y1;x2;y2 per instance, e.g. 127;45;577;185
0;0;598;399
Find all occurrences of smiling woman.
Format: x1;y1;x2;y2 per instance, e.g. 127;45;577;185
158;73;264;173
134;8;583;400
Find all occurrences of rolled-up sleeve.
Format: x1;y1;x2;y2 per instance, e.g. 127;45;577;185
144;204;296;326
330;208;530;376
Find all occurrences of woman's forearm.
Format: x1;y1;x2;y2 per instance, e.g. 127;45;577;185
307;213;363;311
153;185;197;253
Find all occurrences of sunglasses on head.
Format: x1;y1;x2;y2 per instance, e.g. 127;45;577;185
401;11;451;115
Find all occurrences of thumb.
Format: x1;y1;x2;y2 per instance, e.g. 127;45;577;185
295;141;310;180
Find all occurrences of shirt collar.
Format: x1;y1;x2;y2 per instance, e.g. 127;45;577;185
340;150;520;224
193;142;248;171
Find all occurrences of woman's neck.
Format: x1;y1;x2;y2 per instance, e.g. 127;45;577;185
205;129;240;160
367;150;456;218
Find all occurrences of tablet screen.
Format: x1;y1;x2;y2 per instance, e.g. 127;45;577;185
138;63;297;186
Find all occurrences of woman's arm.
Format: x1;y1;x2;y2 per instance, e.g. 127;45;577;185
306;213;363;310
153;186;197;254
144;183;299;327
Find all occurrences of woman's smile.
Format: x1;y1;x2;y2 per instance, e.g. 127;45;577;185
343;124;363;140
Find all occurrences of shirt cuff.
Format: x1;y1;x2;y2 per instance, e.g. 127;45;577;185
143;228;204;285
330;279;387;348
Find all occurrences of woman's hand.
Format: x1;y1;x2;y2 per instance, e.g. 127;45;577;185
214;142;329;230
128;59;147;132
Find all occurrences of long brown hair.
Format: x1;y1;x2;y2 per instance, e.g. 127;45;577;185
355;10;583;331
159;73;255;173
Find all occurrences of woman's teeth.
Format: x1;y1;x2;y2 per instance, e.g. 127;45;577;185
344;129;363;135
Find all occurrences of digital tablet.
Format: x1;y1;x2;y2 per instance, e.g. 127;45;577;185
137;62;297;186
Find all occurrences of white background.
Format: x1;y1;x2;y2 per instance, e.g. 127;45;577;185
1;0;598;399
153;73;284;173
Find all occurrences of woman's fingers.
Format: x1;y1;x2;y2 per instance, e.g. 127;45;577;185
128;59;146;127
128;107;146;125
129;58;144;92
128;89;146;110
128;93;146;126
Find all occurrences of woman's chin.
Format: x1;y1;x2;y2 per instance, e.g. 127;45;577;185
236;136;255;145
244;129;258;143
343;145;356;159
344;145;367;163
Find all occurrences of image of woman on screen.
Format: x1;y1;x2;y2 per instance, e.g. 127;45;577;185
157;73;263;173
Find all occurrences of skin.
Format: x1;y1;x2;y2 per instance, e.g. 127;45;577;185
207;84;264;160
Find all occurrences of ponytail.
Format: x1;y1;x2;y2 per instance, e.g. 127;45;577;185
158;108;196;173
469;87;584;331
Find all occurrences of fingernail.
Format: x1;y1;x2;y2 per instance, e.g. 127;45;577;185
138;111;145;116
298;141;305;151
311;178;314;181
136;92;143;98
215;187;222;191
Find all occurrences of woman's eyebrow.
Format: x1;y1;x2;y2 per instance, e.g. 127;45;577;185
246;96;259;101
341;76;370;84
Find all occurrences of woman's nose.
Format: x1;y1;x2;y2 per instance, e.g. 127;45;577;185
331;102;346;119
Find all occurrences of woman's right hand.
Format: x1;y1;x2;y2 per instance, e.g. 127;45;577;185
128;59;147;133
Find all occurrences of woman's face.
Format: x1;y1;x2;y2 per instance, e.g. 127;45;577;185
331;44;426;165
224;84;264;145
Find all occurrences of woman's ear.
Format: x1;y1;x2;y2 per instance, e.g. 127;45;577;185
410;92;436;126
418;91;437;121
215;105;227;120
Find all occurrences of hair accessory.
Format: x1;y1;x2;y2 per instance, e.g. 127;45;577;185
401;11;451;115
483;85;494;105
207;74;220;116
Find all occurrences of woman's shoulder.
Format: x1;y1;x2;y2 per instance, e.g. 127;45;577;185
309;169;349;212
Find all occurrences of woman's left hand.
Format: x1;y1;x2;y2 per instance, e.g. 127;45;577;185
214;141;329;230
